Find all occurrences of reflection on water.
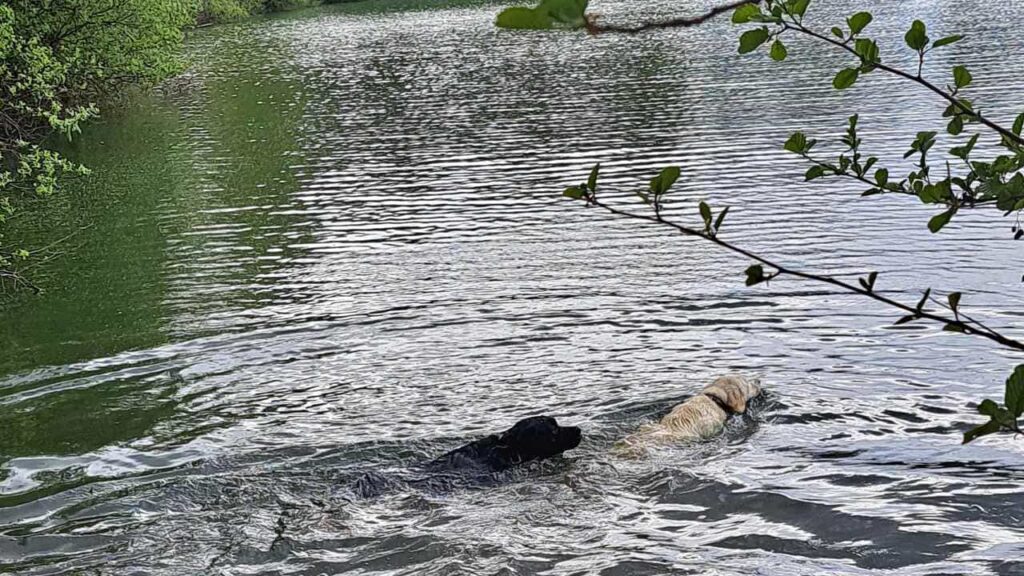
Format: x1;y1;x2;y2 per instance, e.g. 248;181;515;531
2;0;1024;573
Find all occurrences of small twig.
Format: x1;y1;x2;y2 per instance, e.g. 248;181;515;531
926;294;1003;341
0;269;41;294
25;223;94;257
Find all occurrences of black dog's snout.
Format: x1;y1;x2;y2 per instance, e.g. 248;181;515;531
562;426;582;448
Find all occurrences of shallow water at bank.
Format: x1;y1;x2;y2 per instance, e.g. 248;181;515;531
2;0;1024;574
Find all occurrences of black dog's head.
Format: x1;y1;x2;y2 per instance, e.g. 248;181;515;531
498;416;582;462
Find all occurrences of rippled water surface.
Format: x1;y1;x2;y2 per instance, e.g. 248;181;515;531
3;0;1024;574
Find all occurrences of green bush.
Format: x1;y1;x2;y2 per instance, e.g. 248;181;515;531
197;0;321;24
197;0;262;23
0;0;196;288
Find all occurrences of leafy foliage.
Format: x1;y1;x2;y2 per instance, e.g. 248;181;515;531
1;0;197;288
728;1;1024;240
196;0;320;24
964;366;1024;443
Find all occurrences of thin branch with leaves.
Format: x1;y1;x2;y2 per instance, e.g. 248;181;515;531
564;168;1024;353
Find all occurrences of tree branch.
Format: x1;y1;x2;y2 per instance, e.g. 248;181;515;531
579;194;1024;353
586;0;761;34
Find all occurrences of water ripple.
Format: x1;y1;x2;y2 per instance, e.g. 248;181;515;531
2;0;1024;574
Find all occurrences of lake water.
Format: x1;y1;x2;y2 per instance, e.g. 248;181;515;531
3;0;1024;574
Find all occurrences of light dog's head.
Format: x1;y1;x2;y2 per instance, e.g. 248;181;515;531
701;375;761;414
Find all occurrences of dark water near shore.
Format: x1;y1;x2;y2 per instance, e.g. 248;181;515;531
3;0;1024;574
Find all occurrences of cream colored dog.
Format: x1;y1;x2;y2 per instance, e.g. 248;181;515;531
613;375;761;456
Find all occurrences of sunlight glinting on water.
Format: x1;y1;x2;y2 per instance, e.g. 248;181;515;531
2;0;1024;574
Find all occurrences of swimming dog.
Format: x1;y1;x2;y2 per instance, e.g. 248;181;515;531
350;415;582;498
429;415;583;473
614;375;761;456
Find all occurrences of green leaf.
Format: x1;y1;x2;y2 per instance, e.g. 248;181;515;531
658;166;681;193
953;65;972;89
932;34;964;48
790;0;811;17
917;180;946;200
847;12;872;35
831;26;844;39
875;168;889;186
588;163;600;192
910;129;939;159
738;28;770;54
833;68;860;90
563;186;586;200
904;20;929;51
545;0;589;26
947;291;962;312
929;207;956;233
784;132;809;154
995;173;1024;212
917;181;950;205
732;4;762;23
963;418;1002;444
947;115;964;136
1005;365;1024;418
894;314;917;325
866;271;878;290
950;135;980;161
1014;113;1024;137
714;206;730;232
649;174;662;194
745;264;766;286
699;201;712;230
770;39;788;61
978;399;1002;418
992;155;1019;174
854;38;879;64
495;0;588;29
943;324;966;333
748;13;783;24
805;165;826;181
636;190;650;204
496;6;555;29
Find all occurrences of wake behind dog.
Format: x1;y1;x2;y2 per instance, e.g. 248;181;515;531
613;375;762;457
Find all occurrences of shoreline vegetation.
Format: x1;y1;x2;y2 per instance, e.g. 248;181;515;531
0;0;354;291
195;0;329;26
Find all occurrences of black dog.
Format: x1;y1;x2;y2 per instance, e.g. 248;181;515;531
428;415;582;473
348;416;582;498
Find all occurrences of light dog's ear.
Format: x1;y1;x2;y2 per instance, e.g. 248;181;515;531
722;385;749;413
